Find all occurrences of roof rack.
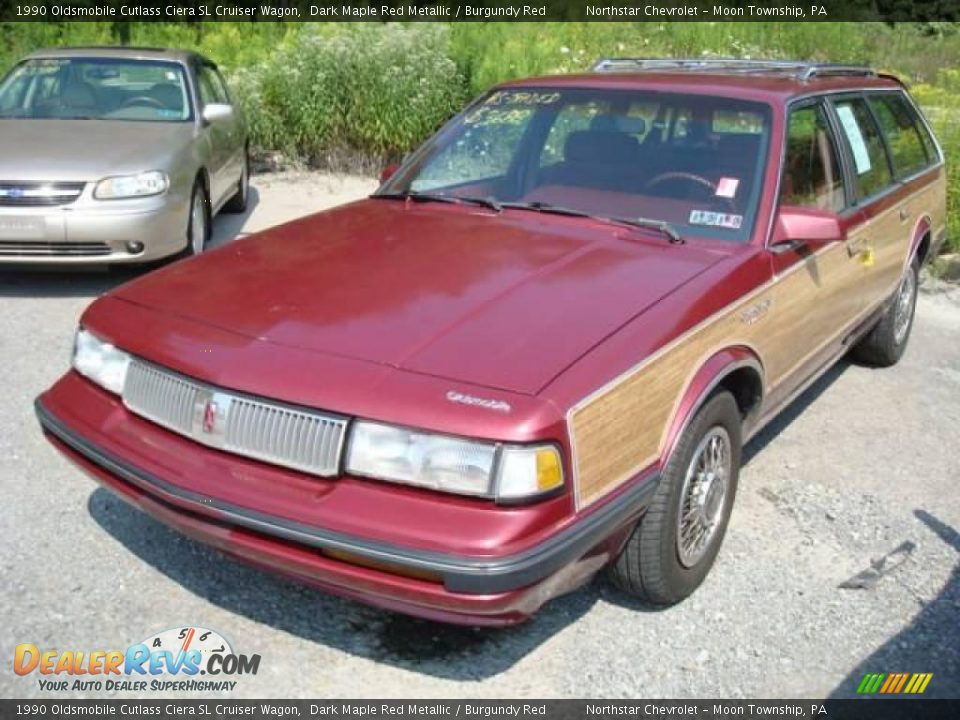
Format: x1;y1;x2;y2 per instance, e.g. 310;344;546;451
591;58;877;81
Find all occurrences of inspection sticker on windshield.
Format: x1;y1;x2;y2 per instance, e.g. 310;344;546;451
716;177;739;198
689;210;743;229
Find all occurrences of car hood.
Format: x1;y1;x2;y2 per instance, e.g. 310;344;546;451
0;119;194;182
111;200;723;395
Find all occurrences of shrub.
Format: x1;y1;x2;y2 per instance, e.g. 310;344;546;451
227;24;466;169
913;77;960;254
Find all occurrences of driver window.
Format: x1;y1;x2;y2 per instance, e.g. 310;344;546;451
781;103;846;212
197;66;225;106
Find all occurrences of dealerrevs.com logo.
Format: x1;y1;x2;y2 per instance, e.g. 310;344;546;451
14;626;261;692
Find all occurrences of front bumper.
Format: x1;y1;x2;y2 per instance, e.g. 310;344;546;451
36;376;658;625
0;192;189;264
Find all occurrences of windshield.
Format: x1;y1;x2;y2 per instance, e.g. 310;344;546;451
381;87;772;242
0;58;192;122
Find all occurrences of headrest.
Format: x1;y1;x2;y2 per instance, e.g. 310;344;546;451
149;83;184;112
564;130;640;165
61;82;96;109
589;114;647;136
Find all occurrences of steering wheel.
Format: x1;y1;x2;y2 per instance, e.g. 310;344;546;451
645;171;717;195
120;96;166;110
644;171;736;210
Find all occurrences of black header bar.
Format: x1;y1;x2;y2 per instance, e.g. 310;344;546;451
3;1;960;23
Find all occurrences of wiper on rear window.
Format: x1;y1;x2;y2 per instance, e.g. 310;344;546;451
373;190;502;213
500;201;684;244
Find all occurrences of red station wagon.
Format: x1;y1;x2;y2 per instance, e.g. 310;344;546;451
37;59;947;625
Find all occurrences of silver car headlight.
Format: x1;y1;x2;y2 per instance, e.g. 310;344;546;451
72;328;131;395
93;171;168;200
346;420;563;501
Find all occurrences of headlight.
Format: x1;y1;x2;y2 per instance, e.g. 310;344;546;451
346;420;564;501
72;328;131;395
93;171;168;200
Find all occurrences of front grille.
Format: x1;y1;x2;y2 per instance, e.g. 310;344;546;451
224;398;346;476
0;182;85;207
122;359;347;478
0;241;111;257
123;361;200;434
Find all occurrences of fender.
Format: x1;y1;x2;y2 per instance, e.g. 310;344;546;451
660;346;764;467
907;214;932;269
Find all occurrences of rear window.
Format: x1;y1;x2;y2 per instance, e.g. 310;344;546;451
869;92;936;178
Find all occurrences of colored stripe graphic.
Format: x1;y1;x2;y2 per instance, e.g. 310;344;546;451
857;672;932;694
894;673;910;693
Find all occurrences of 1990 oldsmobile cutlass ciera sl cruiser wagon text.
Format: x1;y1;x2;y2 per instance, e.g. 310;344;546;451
37;58;947;625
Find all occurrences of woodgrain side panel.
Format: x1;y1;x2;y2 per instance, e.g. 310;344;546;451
569;177;945;509
571;241;855;507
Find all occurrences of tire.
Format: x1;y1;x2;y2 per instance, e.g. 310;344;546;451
183;180;210;258
609;390;742;605
222;151;249;214
850;258;919;368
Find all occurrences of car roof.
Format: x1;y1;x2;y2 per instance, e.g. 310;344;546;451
24;46;209;66
498;69;903;103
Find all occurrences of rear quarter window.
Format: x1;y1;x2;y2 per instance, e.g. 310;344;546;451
869;92;933;178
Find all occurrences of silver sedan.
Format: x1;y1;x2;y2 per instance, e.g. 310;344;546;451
0;46;248;264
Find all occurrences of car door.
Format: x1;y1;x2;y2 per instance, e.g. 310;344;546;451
857;91;941;301
196;63;234;206
764;98;867;404
827;94;907;311
207;65;245;186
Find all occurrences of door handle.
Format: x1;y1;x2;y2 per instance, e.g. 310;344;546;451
899;207;911;222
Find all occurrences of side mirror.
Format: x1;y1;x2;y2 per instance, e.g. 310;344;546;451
202;103;233;125
379;163;400;185
770;206;843;254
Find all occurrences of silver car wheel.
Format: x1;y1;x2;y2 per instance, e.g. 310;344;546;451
893;267;916;346
190;189;207;255
676;426;731;568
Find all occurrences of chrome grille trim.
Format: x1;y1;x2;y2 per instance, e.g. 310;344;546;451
0;241;112;257
122;359;347;478
0;182;85;207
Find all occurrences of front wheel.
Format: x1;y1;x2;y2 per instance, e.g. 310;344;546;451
183;181;210;257
609;391;742;605
850;257;919;367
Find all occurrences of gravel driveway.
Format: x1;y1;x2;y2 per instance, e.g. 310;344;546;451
1;172;957;699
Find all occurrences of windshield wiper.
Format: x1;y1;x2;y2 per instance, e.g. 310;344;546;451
373;191;501;213
500;201;684;244
606;215;684;244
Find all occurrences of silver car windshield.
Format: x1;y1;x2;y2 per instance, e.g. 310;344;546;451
380;88;772;242
0;58;192;123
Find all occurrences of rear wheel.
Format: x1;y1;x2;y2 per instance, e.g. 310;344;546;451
609;391;741;605
850;258;919;367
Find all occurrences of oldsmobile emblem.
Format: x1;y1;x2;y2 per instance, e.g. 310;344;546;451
446;391;512;413
202;401;218;433
739;298;772;326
